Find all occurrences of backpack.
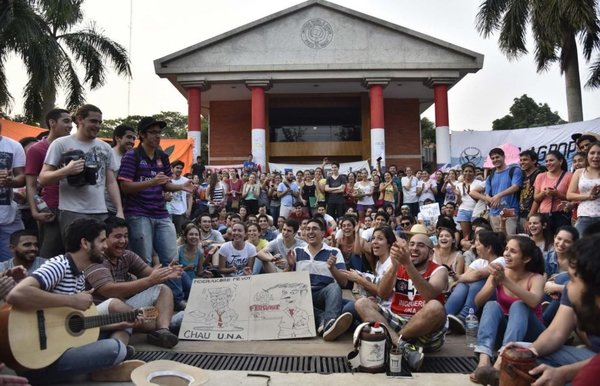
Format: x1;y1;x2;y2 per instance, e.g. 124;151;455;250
487;165;521;201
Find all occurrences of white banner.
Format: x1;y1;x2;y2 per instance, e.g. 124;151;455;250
450;118;600;168
268;160;371;176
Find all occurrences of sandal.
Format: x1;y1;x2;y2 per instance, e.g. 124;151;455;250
469;365;499;386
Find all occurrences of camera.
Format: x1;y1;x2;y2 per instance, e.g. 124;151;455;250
61;150;98;186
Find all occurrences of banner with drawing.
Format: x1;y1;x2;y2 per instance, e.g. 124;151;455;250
179;272;316;341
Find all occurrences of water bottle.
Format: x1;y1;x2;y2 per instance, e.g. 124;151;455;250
33;194;52;213
465;308;478;348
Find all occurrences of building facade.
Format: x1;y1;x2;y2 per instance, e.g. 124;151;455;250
155;0;483;171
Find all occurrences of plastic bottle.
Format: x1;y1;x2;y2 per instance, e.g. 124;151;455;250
465;308;479;348
33;194;51;213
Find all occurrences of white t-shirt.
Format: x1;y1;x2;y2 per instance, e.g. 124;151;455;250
457;179;486;211
468;256;506;270
44;135;117;213
219;241;257;277
0;136;25;224
401;176;419;204
418;179;437;204
354;181;374;206
167;176;189;215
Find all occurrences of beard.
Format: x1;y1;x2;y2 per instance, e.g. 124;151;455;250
89;247;105;264
573;290;600;336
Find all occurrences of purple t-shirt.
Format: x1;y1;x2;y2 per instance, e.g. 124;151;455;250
25;139;59;209
118;147;171;218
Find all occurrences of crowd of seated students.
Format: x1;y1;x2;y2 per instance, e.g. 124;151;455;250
1;106;600;385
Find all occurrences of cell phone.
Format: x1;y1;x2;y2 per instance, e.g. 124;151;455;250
502;208;516;217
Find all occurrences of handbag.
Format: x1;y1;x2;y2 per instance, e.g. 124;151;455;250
545;171;572;231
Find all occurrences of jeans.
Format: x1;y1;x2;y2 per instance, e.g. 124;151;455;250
342;299;362;330
474;300;546;359
538;345;595;367
0;213;24;262
575;216;600;237
127;215;178;265
445;280;486;320
20;338;126;385
127;215;183;303
312;282;343;328
543;272;569;326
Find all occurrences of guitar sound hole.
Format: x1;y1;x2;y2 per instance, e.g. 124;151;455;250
67;313;85;336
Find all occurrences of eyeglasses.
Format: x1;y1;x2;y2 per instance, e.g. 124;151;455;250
146;130;163;136
401;222;411;226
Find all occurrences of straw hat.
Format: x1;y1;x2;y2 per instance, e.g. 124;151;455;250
131;360;209;386
407;224;430;236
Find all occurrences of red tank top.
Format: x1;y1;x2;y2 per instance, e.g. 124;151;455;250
390;261;446;318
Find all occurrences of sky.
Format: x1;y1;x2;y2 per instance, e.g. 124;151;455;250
3;0;600;131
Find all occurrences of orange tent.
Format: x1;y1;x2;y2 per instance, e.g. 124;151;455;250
0;118;47;139
0;119;194;174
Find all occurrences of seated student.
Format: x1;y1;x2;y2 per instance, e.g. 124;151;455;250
218;222;256;277
177;222;213;296
432;227;465;289
257;214;277;242
489;235;600;386
84;217;182;348
542;225;579;325
315;203;337;230
288;202;307;222
286;217;347;341
471;236;545;384
333;216;364;273
0;229;46;275
254;218;306;274
196;213;225;266
6;219;139;384
446;230;505;333
354;233;449;371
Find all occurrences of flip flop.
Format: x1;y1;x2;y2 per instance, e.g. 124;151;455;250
470;365;499;386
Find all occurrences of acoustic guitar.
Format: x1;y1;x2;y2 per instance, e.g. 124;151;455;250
0;303;158;370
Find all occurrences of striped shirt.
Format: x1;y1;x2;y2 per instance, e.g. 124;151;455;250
293;243;345;291
118;147;171;218
31;254;85;295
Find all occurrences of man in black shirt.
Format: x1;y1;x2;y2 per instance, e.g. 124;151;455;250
325;162;347;220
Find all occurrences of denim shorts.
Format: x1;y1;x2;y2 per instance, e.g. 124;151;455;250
456;209;473;222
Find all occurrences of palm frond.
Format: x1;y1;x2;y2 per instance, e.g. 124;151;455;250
531;0;560;71
0;51;13;109
59;55;85;110
498;0;531;58
476;0;509;37
585;55;600;88
60;31;106;88
36;0;83;33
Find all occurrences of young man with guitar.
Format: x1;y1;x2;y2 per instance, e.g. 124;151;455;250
4;218;142;384
85;216;182;348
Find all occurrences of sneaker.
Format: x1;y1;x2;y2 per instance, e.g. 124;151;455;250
90;359;146;382
125;345;136;360
317;323;325;336
147;328;179;349
401;342;424;371
323;312;353;341
448;314;466;335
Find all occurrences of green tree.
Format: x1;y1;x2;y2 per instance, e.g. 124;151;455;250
0;0;131;126
492;94;566;130
100;111;209;163
476;0;600;122
421;117;435;145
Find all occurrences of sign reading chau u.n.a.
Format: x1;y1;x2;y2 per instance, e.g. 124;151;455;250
178;272;316;341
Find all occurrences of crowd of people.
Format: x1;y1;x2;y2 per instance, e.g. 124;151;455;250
0;105;599;385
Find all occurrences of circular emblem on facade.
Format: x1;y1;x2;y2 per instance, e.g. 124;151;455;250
460;146;483;166
301;18;333;49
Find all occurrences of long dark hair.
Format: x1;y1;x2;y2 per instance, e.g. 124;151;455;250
527;213;553;251
546;150;568;172
477;230;505;257
508;235;545;275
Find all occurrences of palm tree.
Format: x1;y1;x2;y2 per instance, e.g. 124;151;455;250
476;0;600;122
0;0;131;126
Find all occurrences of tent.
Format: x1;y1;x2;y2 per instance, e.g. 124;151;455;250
0;119;194;174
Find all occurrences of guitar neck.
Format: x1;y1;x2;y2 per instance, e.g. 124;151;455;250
83;310;138;329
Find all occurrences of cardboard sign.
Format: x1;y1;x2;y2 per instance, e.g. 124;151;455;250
179;272;316;341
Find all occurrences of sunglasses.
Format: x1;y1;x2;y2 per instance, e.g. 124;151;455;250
401;222;411;226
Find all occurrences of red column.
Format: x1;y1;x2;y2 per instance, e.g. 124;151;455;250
365;80;388;169
247;81;270;172
432;83;450;166
186;87;202;160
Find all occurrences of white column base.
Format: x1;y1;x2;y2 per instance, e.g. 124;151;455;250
252;128;266;172
188;131;201;160
371;128;385;170
435;126;450;167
